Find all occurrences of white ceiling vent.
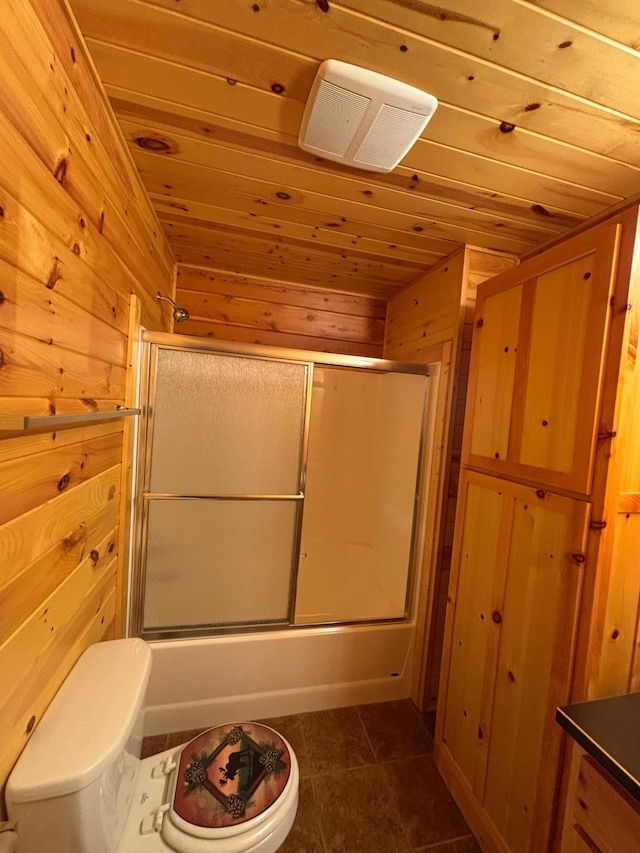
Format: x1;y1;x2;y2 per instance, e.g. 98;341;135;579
299;60;438;174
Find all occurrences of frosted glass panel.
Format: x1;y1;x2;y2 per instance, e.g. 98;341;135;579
149;350;307;495
295;368;426;624
143;499;298;630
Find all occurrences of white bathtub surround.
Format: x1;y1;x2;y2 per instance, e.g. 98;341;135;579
144;623;415;736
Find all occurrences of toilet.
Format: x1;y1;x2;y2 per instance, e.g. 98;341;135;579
6;639;299;853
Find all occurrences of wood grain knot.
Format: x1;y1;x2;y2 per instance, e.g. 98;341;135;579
597;429;617;441
136;136;171;152
316;0;330;11
536;489;546;499
89;549;100;567
62;525;85;551
531;204;551;217
492;611;502;624
57;473;71;491
53;157;68;185
46;261;62;290
26;715;36;734
499;121;515;133
271;83;285;94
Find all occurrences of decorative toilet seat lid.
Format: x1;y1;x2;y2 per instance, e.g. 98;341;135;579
168;723;292;835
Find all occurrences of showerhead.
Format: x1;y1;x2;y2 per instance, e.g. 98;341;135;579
156;292;190;323
173;306;190;323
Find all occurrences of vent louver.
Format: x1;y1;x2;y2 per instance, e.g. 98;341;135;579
299;60;438;174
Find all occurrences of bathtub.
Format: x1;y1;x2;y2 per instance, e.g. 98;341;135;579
143;621;416;735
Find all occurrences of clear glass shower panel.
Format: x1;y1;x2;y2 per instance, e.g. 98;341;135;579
149;349;308;495
295;368;427;625
143;499;299;630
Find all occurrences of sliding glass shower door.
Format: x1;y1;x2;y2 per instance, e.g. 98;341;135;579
295;367;427;625
133;335;430;639
139;347;309;632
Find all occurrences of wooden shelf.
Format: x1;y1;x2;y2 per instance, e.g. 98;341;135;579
0;407;141;432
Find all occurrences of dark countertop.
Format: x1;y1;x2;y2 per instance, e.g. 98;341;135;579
556;692;640;803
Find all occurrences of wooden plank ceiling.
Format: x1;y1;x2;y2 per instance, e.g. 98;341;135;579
68;0;640;299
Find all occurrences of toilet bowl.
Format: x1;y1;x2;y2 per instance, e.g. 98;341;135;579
6;639;299;853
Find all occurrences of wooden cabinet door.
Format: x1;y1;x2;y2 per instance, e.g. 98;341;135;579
464;223;621;495
436;470;590;853
566;756;640;853
564;826;604;853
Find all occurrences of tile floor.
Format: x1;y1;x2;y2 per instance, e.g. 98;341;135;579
142;700;480;853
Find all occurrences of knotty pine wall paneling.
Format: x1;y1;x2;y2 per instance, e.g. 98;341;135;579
0;0;174;813
385;246;517;709
175;266;387;357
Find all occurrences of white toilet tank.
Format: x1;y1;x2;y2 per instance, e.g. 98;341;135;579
6;638;152;853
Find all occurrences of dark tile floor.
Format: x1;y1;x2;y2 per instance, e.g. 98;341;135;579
142;700;480;853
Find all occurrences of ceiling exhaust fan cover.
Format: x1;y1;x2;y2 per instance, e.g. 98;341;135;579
298;60;438;174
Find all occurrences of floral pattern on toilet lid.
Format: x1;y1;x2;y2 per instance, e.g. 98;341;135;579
172;722;291;828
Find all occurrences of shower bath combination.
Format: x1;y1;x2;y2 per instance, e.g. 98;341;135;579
131;332;434;730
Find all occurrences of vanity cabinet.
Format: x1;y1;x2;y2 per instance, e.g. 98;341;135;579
435;207;640;853
463;224;620;496
565;754;640;853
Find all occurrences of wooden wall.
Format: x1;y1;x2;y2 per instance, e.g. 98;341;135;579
385;246;517;709
175;265;387;357
0;0;173;813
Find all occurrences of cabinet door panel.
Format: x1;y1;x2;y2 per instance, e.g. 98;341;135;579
464;223;620;494
469;285;522;462
483;495;587;852
441;481;506;795
437;471;590;853
571;756;640;853
564;826;604;853
519;255;594;474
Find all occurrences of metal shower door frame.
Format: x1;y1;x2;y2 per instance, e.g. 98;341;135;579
131;331;430;640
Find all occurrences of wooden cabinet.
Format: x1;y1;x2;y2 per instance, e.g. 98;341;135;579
438;470;589;852
435;208;640;853
563;754;640;853
463;224;620;495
